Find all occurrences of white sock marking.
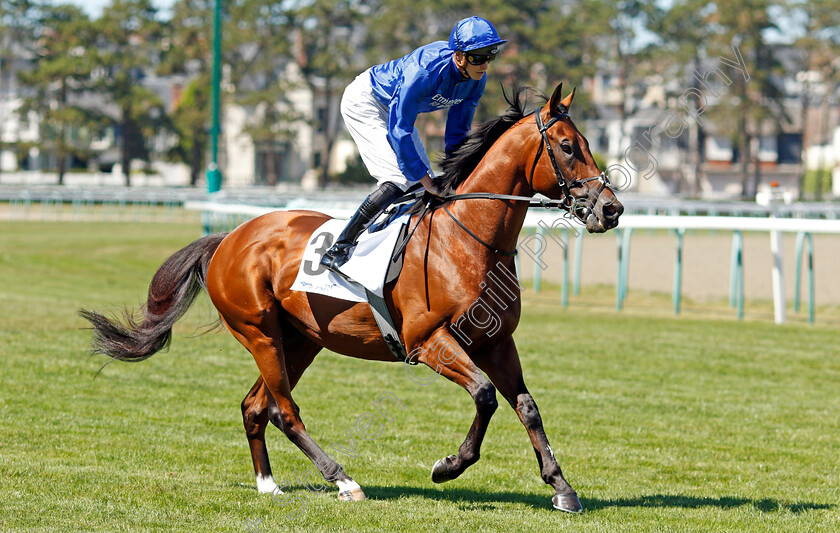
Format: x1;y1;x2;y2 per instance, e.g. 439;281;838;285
256;473;279;494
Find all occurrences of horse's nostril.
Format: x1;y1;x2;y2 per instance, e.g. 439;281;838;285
602;202;623;220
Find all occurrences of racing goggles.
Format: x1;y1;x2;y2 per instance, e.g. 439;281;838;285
465;47;500;65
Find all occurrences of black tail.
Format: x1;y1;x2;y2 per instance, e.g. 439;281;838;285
79;232;228;363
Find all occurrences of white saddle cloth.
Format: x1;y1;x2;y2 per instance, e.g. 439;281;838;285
290;214;410;303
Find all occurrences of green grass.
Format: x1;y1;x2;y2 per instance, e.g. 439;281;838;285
0;220;838;532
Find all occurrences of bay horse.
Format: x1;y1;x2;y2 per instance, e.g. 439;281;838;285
81;83;622;513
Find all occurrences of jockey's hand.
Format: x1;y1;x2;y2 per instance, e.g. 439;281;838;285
420;172;443;198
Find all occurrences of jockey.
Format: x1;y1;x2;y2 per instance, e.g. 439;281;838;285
320;16;506;273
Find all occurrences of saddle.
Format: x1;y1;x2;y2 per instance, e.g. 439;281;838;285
291;189;429;363
343;188;426;363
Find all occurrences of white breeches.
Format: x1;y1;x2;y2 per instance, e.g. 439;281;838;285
340;69;432;191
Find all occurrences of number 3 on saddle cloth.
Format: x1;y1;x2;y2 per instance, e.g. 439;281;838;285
290;207;412;362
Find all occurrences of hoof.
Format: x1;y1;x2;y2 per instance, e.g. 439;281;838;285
552;492;583;513
337;487;367;501
336;479;366;501
431;455;459;483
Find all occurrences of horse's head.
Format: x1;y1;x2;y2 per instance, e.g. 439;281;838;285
528;83;623;232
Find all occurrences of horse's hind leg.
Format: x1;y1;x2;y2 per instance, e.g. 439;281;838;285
476;336;582;513
226;309;366;501
241;334;320;494
242;377;277;493
411;330;498;483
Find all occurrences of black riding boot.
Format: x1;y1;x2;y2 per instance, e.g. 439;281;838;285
320;182;404;273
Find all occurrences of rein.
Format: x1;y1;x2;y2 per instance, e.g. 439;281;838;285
392;108;612;257
392;191;560;258
395;189;568;209
441;204;517;256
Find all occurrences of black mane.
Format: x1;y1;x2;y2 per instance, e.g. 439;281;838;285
437;85;540;196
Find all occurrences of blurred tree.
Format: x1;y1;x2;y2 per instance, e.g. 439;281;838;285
291;0;368;186
787;0;840;199
478;0;599;119
93;0;165;185
224;0;302;186
17;4;99;184
362;0;461;66
160;0;213;185
158;0;212;76
708;0;786;199
334;152;370;184
0;0;36;57
584;0;663;153
0;0;38;168
652;0;719;196
167;75;209;185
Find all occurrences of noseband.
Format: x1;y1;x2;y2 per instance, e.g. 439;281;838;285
530;109;610;222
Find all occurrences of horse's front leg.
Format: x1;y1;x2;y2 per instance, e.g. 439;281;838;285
408;329;498;483
476;336;582;513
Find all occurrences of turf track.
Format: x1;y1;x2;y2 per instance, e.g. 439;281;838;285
0;221;837;532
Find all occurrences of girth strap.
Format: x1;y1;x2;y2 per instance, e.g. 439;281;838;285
365;288;413;364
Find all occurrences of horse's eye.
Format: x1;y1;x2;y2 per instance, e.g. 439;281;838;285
560;142;573;155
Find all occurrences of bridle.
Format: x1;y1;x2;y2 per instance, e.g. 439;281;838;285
394;107;614;256
530;108;610;222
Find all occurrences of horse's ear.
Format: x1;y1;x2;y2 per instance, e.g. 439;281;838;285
548;83;564;115
560;86;576;112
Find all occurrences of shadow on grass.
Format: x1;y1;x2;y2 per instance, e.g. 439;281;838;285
240;482;833;515
360;486;833;514
364;485;546;509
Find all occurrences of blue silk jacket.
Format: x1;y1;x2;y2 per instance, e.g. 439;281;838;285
368;41;486;181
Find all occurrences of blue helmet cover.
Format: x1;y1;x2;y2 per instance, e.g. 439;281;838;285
448;16;507;52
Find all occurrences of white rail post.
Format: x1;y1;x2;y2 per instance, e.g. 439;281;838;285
768;190;786;324
770;226;786;324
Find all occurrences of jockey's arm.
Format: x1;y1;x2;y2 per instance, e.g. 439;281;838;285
444;76;486;154
386;67;432;183
420;171;442;197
